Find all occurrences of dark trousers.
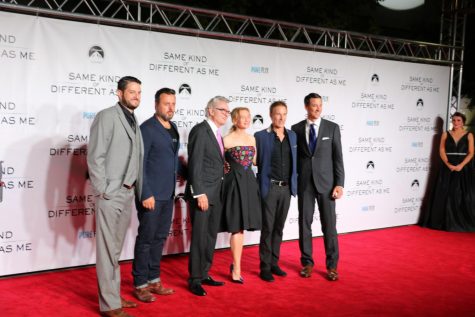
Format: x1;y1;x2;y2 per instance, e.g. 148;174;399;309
188;198;223;286
132;198;174;287
259;184;291;272
298;181;339;269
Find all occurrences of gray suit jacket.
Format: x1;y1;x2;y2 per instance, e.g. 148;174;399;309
87;103;144;199
291;119;344;193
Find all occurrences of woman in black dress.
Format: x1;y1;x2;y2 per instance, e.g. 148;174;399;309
422;112;475;231
222;107;262;283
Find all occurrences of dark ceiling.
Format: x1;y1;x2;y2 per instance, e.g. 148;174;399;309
163;0;474;100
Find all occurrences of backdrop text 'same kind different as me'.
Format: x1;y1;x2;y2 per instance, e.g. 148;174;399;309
0;11;449;276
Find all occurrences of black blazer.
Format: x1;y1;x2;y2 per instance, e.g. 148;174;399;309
291;119;345;193
185;120;224;204
139;116;179;202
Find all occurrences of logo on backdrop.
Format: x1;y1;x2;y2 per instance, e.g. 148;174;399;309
366;160;375;171
179;84;192;96
89;46;104;63
252;114;264;128
371;73;380;83
250;66;269;74
416;98;424;110
411;179;420;189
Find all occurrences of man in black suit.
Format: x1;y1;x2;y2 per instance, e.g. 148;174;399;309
291;93;345;281
185;96;230;296
132;88;179;303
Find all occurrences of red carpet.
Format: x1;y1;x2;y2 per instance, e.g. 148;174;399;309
1;225;474;317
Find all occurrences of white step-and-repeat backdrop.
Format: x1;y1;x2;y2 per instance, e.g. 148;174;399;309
0;12;449;276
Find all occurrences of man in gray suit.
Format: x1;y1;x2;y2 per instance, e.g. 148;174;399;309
291;93;344;282
88;76;144;317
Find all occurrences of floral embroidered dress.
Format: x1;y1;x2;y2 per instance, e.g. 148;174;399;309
221;146;262;233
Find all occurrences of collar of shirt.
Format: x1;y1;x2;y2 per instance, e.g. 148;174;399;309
306;117;321;143
206;118;220;138
306;117;321;128
119;102;135;120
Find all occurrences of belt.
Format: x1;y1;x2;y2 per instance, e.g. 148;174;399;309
270;179;288;186
123;183;135;189
446;152;467;155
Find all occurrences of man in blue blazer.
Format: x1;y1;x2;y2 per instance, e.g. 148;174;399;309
291;93;345;281
255;101;297;282
132;88;179;303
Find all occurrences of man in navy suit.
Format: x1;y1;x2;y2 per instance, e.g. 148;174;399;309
255;101;297;282
291;93;345;281
185;96;230;296
132;88;179;303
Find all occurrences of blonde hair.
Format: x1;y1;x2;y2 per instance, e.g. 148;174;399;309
229;107;250;132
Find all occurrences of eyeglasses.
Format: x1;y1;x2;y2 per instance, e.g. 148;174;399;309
215;107;231;115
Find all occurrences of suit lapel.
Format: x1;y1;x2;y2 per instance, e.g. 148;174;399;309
314;119;326;153
297;121;311;156
115;104;134;140
204;121;224;160
153;116;175;151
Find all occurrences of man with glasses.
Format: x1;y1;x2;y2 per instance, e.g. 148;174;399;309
185;96;230;296
131;88;178;303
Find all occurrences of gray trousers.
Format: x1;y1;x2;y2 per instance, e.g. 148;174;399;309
95;186;135;312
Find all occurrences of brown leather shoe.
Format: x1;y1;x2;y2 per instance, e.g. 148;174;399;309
148;282;175;295
327;268;339;281
100;308;134;317
120;297;137;308
300;264;314;278
132;287;157;303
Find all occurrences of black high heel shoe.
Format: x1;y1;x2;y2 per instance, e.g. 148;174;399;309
230;264;244;284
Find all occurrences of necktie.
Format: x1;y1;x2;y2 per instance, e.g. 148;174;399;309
217;129;224;156
309;124;317;154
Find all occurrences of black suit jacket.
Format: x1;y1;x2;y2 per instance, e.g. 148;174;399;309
291;119;345;194
185;120;224;205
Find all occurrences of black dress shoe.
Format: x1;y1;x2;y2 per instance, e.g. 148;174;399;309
202;276;225;286
271;266;287;277
189;283;207;296
259;271;275;282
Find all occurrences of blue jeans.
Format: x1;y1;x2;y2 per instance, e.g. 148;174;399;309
132;198;174;287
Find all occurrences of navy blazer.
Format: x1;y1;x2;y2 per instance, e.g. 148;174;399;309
254;126;298;199
140;116;179;201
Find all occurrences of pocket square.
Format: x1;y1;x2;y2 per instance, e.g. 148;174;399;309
322;137;331;140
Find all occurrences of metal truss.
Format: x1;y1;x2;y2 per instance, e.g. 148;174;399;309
440;0;473;114
0;0;464;67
